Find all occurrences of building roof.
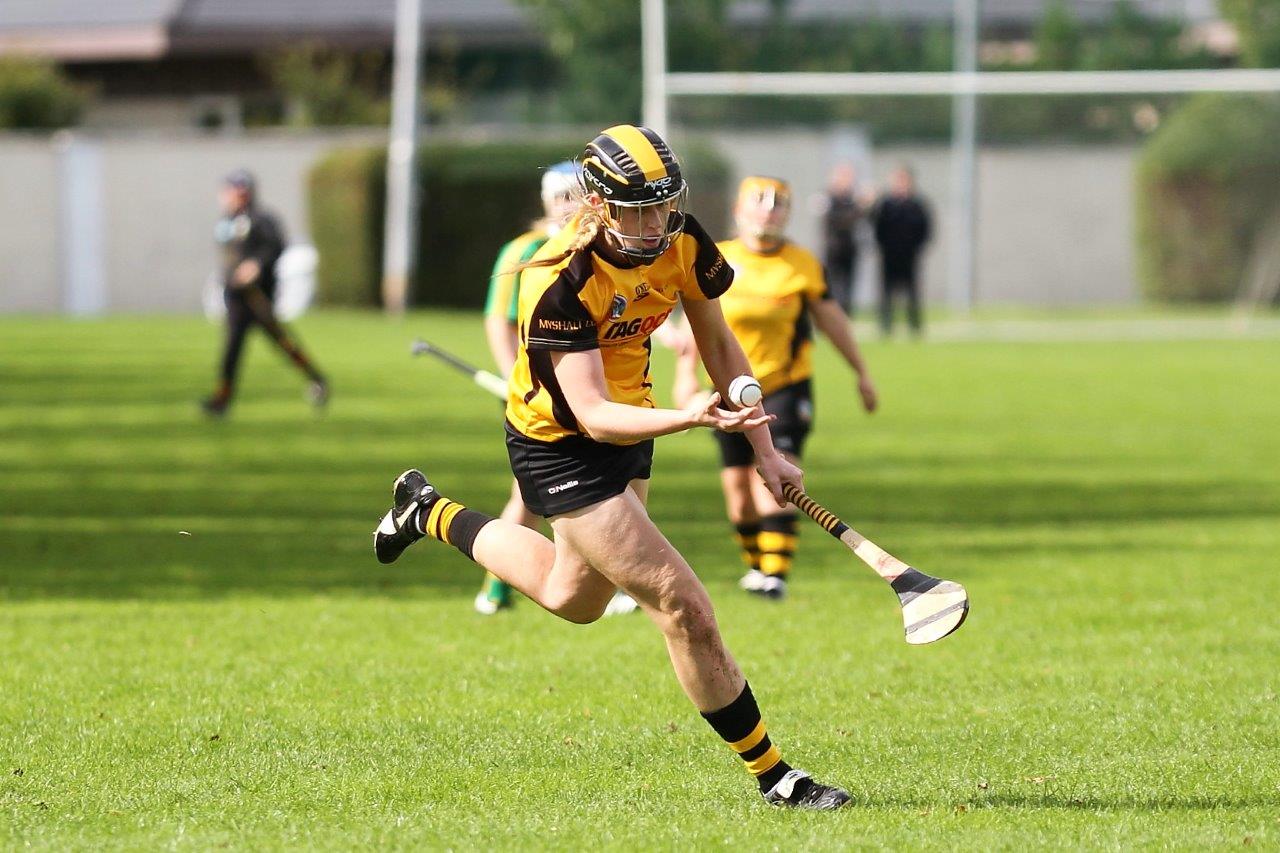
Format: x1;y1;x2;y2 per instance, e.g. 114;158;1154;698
1;0;1224;62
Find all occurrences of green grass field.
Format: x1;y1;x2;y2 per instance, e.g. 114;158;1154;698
2;310;1278;850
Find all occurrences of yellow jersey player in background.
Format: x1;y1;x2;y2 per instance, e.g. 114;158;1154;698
375;125;851;809
678;176;878;600
474;161;579;615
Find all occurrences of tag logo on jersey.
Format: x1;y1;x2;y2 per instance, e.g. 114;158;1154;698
609;294;628;320
603;308;673;341
633;283;651;302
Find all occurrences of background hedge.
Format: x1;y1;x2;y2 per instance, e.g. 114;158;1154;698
308;138;731;308
1135;94;1280;302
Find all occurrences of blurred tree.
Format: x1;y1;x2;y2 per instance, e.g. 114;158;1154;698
511;0;645;122
262;42;390;127
1035;0;1084;70
0;58;85;129
1084;1;1188;70
1219;0;1280;67
513;0;735;122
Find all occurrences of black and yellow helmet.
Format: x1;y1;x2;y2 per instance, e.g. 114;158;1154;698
581;124;688;263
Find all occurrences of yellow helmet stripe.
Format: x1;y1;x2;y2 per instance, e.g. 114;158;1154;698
581;155;629;187
604;124;668;181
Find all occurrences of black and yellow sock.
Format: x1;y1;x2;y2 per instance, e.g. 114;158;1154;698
733;521;762;572
758;513;799;579
419;495;494;561
701;682;791;792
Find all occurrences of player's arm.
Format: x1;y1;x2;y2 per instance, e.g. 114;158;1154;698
551;349;768;444
484;315;519;376
809;297;877;413
483;242;524;375
652;313;701;408
682;297;803;504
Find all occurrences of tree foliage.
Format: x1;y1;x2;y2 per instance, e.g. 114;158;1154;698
1219;0;1280;68
0;58;85;129
262;42;390;127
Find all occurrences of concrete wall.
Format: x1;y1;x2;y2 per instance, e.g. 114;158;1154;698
0;127;1140;313
0;138;60;313
700;130;1139;307
0;129;382;314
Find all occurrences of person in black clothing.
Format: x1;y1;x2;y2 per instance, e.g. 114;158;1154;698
202;169;328;417
870;165;932;336
821;163;863;316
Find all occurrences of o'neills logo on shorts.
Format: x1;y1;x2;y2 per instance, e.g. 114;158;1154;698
603;308;673;341
548;480;579;494
538;318;591;332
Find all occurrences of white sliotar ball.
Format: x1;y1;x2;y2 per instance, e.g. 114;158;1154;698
728;375;763;408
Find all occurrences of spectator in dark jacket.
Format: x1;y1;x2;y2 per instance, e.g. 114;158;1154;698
870;165;932;336
821;163;864;316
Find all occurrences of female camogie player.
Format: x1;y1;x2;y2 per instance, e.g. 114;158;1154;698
680;176;878;600
374;125;849;809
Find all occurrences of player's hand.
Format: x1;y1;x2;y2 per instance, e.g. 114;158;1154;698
687;392;773;433
232;259;261;287
757;451;804;508
858;375;878;413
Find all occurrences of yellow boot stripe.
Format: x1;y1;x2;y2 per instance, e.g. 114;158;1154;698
728;720;767;754
604;124;667;180
744;744;783;776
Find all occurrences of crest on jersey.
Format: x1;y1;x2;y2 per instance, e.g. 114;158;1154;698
609;294;628;320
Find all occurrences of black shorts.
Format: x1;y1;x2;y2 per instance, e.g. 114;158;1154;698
506;421;654;517
713;379;813;468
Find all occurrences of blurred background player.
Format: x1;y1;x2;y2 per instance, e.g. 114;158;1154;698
375;125;850;809
474;160;578;615
679;176;878;600
202;169;329;417
869;164;933;337
821;163;865;316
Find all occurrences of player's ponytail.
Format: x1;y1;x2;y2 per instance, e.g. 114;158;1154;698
509;195;608;274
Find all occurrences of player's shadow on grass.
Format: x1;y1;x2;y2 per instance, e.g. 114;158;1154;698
4;447;1277;599
0;527;486;600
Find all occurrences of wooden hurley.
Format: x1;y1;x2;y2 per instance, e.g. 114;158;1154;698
782;483;969;645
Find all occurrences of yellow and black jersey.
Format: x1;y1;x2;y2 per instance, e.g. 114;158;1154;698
484;229;550;323
506;214;733;444
717;239;829;396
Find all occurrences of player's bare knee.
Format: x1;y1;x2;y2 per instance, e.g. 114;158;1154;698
543;586;608;624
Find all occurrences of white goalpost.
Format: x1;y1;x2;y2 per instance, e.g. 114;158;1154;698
641;0;1280;313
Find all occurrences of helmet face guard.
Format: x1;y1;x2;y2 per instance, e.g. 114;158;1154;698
601;185;688;264
581;125;688;264
736;176;791;243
